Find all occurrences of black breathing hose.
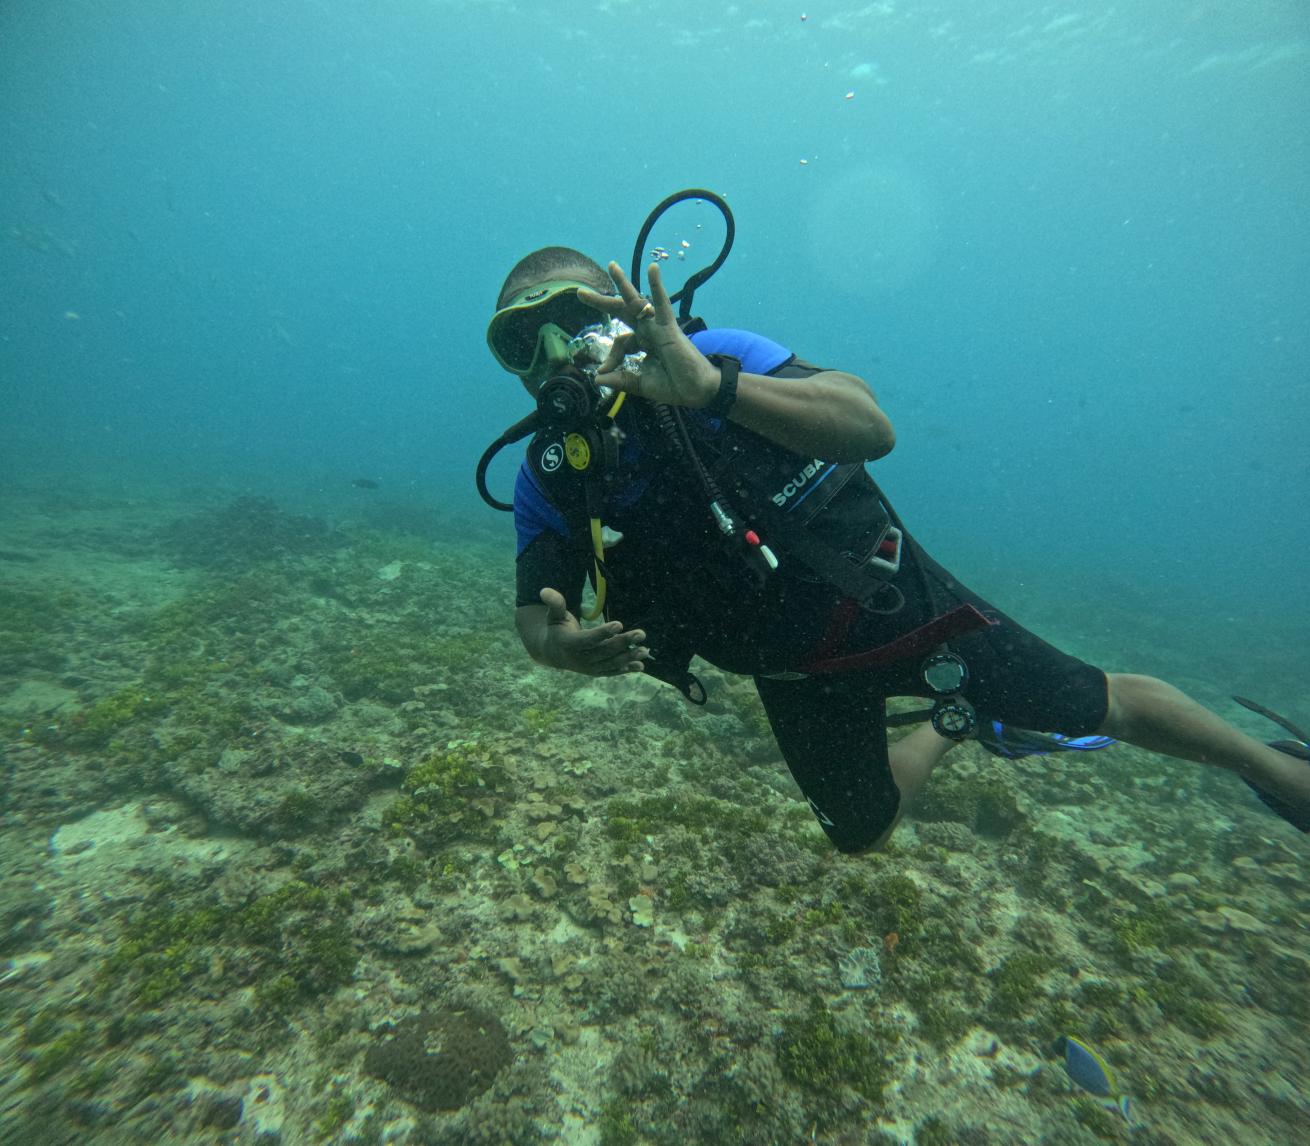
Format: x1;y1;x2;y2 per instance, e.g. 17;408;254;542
630;189;734;323
475;412;539;511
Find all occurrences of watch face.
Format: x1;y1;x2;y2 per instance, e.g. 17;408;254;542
923;652;967;695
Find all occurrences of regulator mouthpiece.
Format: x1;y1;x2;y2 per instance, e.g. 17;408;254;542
568;318;646;383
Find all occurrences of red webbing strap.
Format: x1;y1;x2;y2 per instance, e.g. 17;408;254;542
799;603;994;675
805;597;862;665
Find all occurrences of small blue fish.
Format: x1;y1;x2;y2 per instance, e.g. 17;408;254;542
1064;1035;1133;1124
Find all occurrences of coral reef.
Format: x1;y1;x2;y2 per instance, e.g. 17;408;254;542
363;1008;513;1111
777;1000;894;1105
100;877;356;1010
836;944;883;989
158;496;338;569
0;584;78;674
0;487;1306;1145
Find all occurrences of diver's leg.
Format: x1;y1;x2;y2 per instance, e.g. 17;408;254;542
858;724;961;851
754;674;904;853
888;723;959;807
1098;673;1310;818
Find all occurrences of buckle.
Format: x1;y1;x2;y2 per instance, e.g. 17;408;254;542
867;525;902;577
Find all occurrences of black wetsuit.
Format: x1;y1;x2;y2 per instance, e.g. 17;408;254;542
513;328;1108;851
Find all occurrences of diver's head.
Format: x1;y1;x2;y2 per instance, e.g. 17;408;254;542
488;247;615;396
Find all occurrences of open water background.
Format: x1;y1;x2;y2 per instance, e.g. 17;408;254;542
2;0;1307;715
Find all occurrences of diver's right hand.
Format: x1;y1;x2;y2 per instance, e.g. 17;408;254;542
536;588;648;676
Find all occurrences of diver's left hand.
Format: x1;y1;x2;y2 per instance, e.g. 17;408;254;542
576;261;719;408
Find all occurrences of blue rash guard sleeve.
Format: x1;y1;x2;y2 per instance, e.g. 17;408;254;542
689;328;792;375
513;461;569;557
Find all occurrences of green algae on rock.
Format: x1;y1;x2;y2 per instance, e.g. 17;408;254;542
776;999;895;1105
100;878;356;1011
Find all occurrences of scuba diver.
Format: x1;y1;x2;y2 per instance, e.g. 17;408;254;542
479;191;1310;852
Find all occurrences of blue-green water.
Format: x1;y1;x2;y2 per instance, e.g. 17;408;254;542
3;2;1307;687
2;4;1307;1143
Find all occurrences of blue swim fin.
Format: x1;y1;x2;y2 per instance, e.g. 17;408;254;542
977;720;1115;759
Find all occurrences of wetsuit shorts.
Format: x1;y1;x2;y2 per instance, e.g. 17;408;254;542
755;550;1109;854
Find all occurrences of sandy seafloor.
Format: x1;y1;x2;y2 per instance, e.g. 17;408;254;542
0;484;1306;1146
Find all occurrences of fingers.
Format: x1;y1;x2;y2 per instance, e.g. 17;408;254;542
576;285;653;327
606;261;641;304
619;262;661;323
539;587;570;625
576;285;621;316
574;622;649;674
608;628;650;674
647;262;673;315
578;622;645;655
577;262;638;314
579;262;662;329
594;331;637;378
538;589;647;675
605;262;655;324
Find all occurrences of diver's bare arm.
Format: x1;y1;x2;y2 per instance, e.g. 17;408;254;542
727;369;895;463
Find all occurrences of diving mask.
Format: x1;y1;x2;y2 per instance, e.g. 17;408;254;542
486;279;599;377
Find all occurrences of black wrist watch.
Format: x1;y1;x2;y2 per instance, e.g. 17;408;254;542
703;354;740;419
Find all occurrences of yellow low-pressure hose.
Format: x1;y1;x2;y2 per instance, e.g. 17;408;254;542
582;518;608;620
581;390;627;621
